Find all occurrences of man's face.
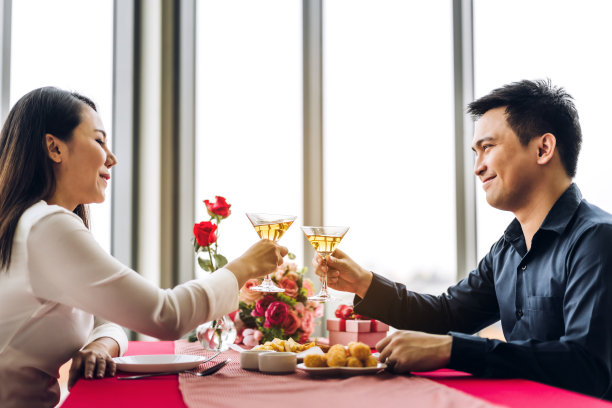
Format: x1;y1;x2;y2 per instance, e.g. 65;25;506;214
471;107;540;212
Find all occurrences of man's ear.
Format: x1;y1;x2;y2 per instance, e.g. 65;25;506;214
46;134;63;163
536;133;556;165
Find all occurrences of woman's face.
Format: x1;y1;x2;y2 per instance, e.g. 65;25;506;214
51;105;117;209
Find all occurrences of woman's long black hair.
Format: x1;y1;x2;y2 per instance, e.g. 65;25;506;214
0;87;97;271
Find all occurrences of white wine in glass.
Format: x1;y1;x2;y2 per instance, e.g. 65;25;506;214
246;213;297;292
301;226;349;302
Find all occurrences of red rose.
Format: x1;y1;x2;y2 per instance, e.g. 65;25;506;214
335;304;354;319
279;277;299;298
281;310;300;335
204;196;232;218
252;295;276;317
264;301;289;327
193;221;217;247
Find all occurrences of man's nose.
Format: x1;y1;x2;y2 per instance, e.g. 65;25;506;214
474;156;485;176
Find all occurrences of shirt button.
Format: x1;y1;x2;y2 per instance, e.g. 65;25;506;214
516;309;524;319
521;264;527;271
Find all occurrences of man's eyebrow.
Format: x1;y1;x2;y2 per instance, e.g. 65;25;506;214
94;129;107;139
471;136;494;152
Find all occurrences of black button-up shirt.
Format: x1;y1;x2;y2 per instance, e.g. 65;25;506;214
354;184;612;398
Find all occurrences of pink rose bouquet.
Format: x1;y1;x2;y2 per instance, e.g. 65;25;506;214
237;257;323;344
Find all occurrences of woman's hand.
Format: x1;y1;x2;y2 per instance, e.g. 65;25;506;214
226;239;288;288
313;249;373;298
68;337;119;390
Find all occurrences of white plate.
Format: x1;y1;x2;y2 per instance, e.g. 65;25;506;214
113;354;207;373
297;362;387;377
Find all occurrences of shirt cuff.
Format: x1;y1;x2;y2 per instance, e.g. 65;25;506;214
87;322;129;356
194;267;239;320
447;331;488;375
353;273;392;313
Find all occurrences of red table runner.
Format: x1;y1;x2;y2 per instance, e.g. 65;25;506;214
175;340;503;408
61;341;612;408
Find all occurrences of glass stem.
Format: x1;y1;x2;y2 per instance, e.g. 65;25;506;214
321;258;329;295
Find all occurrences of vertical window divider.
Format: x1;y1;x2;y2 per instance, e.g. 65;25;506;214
303;0;325;332
303;0;324;263
112;0;139;273
175;0;196;284
0;0;11;121
453;0;477;279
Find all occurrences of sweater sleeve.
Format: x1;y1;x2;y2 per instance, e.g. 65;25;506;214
86;317;129;356
27;212;239;340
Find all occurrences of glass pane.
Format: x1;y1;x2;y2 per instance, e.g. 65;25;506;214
323;0;456;298
195;1;303;266
10;0;114;252
474;0;612;258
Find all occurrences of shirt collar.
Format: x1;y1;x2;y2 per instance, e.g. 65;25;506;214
504;183;583;241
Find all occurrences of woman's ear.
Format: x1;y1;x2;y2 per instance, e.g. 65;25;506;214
536;133;556;165
46;134;63;163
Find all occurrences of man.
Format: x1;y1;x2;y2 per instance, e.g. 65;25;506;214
314;79;612;399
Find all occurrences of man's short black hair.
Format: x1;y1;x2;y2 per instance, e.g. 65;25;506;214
467;79;582;178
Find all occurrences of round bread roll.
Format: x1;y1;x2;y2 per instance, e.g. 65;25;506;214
348;341;371;361
304;354;327;368
326;344;348;367
346;356;364;367
364;355;378;367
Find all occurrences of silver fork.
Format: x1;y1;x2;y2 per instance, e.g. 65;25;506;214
117;351;222;380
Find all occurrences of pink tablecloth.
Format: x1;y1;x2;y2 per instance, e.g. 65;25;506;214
175;340;502;408
61;341;612;408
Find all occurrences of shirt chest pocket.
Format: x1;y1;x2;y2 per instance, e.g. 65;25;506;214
526;295;565;340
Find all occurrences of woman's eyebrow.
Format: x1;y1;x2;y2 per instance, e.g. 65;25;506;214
94;129;107;139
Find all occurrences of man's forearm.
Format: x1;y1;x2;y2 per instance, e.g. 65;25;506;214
448;332;610;399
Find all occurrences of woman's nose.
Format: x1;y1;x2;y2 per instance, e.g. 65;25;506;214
106;151;117;168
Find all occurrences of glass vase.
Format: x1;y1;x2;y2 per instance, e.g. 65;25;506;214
196;314;237;352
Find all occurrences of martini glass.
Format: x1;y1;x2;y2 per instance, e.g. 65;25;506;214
246;213;297;292
301;226;349;302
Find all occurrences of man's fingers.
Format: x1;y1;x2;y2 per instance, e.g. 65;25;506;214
278;245;289;257
376;334;393;353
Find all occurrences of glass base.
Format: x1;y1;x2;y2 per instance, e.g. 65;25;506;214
249;282;285;293
308;292;339;302
196;315;237;351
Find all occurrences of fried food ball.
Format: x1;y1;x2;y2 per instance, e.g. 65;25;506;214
364;355;378;367
304;354;328;368
326;344;348;367
346;356;363;367
348;341;371;361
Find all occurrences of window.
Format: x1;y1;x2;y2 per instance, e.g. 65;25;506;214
10;0;114;251
473;0;612;258
195;1;303;266
323;0;456;299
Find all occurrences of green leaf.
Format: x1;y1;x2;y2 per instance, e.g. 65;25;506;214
197;258;214;272
192;237;201;252
214;254;228;269
277;293;297;306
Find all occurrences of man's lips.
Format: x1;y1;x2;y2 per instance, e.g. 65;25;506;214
100;174;110;181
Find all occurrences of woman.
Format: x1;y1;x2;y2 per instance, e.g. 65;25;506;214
0;87;287;408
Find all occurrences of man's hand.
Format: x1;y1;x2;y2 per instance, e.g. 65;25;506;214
376;330;453;373
312;249;373;298
68;337;119;390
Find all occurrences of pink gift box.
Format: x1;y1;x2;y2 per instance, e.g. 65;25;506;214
326;318;389;347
